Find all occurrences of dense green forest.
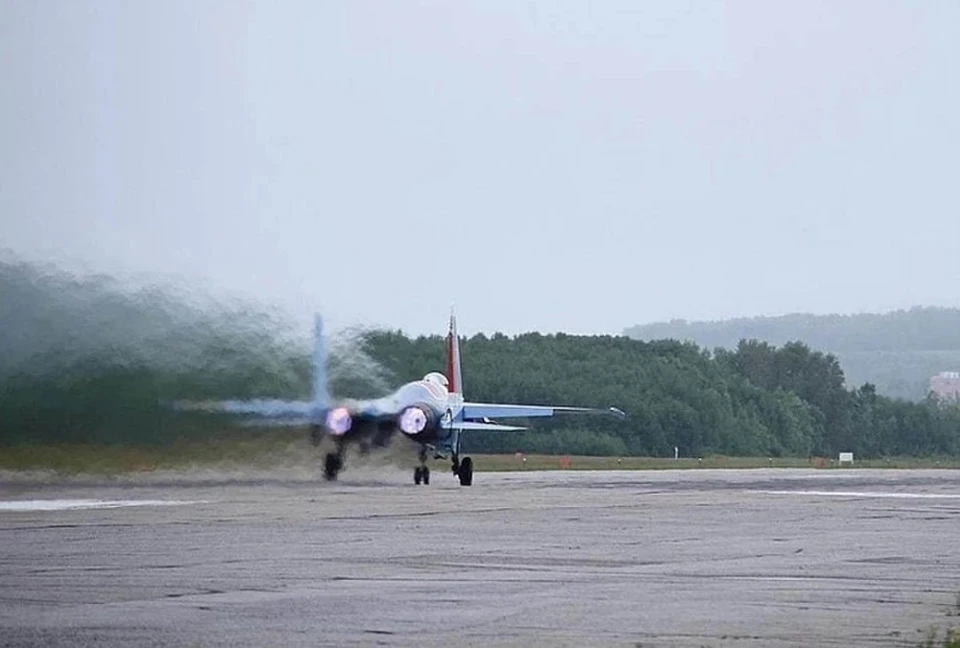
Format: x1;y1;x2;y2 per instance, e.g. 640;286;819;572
362;332;960;458
624;310;960;401
2;256;960;458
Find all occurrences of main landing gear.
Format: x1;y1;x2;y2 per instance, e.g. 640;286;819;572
452;455;473;486
323;445;344;481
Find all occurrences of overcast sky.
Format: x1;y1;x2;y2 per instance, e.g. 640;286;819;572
2;1;957;337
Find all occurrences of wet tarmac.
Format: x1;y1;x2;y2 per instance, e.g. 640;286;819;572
1;468;959;647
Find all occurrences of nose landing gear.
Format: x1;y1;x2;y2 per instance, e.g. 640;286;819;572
323;451;342;481
413;447;430;485
414;465;430;485
323;438;345;481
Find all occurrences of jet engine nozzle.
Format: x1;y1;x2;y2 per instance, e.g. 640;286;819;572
325;407;352;435
398;406;432;435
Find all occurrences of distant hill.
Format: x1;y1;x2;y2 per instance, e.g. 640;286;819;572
624;308;960;401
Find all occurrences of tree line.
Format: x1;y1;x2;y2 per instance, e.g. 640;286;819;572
362;331;960;458
3;256;959;456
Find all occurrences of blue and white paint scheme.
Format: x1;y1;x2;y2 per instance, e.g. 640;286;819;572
175;312;626;485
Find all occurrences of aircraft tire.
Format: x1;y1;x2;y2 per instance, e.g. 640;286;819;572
422;466;430;485
414;467;422;485
323;453;341;481
458;457;473;486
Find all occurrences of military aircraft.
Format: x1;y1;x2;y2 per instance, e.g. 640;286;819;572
175;312;626;485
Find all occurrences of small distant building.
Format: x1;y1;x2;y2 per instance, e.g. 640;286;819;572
930;371;960;402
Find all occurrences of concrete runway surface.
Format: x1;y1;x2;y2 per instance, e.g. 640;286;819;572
2;468;959;647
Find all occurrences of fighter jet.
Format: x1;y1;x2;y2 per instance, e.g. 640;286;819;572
175;312;626;485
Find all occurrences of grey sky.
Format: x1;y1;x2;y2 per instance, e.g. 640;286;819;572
2;1;957;337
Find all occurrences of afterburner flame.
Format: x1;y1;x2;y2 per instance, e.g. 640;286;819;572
325;407;352;435
398;406;429;435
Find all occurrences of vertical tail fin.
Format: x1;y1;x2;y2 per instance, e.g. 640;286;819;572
445;309;463;395
312;314;330;408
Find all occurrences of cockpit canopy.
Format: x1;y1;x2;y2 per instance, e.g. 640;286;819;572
423;372;449;389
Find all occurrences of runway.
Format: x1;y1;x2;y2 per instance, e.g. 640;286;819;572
2;468;959;647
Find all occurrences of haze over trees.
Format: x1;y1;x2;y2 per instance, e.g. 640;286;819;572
2;257;959;458
624;310;960;401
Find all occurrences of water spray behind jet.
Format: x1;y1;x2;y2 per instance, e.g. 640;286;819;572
325;325;395;399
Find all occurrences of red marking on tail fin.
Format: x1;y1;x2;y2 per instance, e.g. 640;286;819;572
445;312;463;394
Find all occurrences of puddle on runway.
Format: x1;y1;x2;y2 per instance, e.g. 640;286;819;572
754;490;960;499
0;499;205;512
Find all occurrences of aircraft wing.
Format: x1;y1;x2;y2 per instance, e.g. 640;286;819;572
462;403;626;420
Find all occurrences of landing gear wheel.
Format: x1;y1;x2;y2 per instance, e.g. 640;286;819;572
323;452;342;481
422;466;430;485
457;456;473;486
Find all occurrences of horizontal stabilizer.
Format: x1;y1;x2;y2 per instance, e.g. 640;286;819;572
443;421;526;432
462;403;626;421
